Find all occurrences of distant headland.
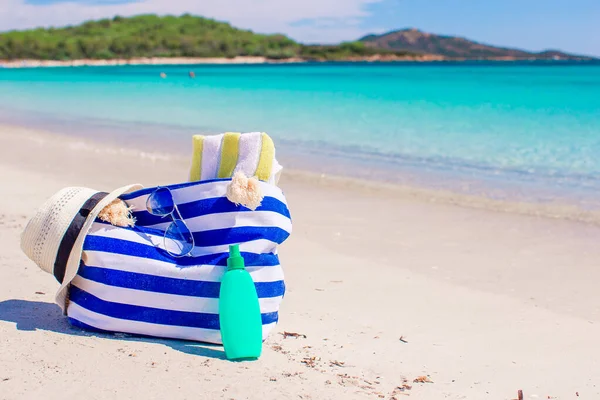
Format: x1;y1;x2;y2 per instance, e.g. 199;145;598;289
0;14;594;68
359;28;594;61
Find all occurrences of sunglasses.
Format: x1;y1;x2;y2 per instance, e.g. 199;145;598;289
146;187;194;257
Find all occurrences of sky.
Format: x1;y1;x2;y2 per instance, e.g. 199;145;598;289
1;0;599;56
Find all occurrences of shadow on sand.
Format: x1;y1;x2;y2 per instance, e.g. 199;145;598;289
0;299;226;359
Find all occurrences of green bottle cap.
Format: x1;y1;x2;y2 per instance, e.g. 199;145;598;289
227;244;245;270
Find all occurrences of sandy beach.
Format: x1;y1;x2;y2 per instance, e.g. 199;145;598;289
0;54;447;68
1;125;599;400
0;57;296;68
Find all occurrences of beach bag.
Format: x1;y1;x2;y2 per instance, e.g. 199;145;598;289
65;178;292;344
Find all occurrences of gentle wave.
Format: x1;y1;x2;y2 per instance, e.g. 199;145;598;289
9;123;600;225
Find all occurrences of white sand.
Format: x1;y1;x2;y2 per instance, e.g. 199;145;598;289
1;126;599;400
0;54;443;69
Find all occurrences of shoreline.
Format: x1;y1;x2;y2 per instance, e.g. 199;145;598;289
3;122;600;226
0;55;445;68
0;56;299;68
2;54;594;68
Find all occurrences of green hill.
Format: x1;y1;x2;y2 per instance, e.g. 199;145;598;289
0;14;416;61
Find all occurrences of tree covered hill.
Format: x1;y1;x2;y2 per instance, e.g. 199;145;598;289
0;14;415;61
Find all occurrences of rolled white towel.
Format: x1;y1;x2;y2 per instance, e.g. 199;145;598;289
189;132;282;185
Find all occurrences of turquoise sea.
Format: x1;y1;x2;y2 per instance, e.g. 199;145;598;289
1;62;599;210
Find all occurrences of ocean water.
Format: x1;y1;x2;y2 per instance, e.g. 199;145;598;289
1;62;599;210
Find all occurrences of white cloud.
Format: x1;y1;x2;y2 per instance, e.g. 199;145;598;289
0;0;385;43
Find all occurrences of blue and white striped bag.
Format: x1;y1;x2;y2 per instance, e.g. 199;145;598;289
66;178;292;344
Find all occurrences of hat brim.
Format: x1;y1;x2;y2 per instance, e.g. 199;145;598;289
55;183;143;313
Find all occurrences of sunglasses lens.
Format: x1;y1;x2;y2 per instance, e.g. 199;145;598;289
164;219;194;257
147;187;175;217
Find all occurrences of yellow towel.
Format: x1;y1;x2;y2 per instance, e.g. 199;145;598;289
189;132;281;184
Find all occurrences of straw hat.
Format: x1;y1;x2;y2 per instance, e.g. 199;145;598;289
20;184;142;313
